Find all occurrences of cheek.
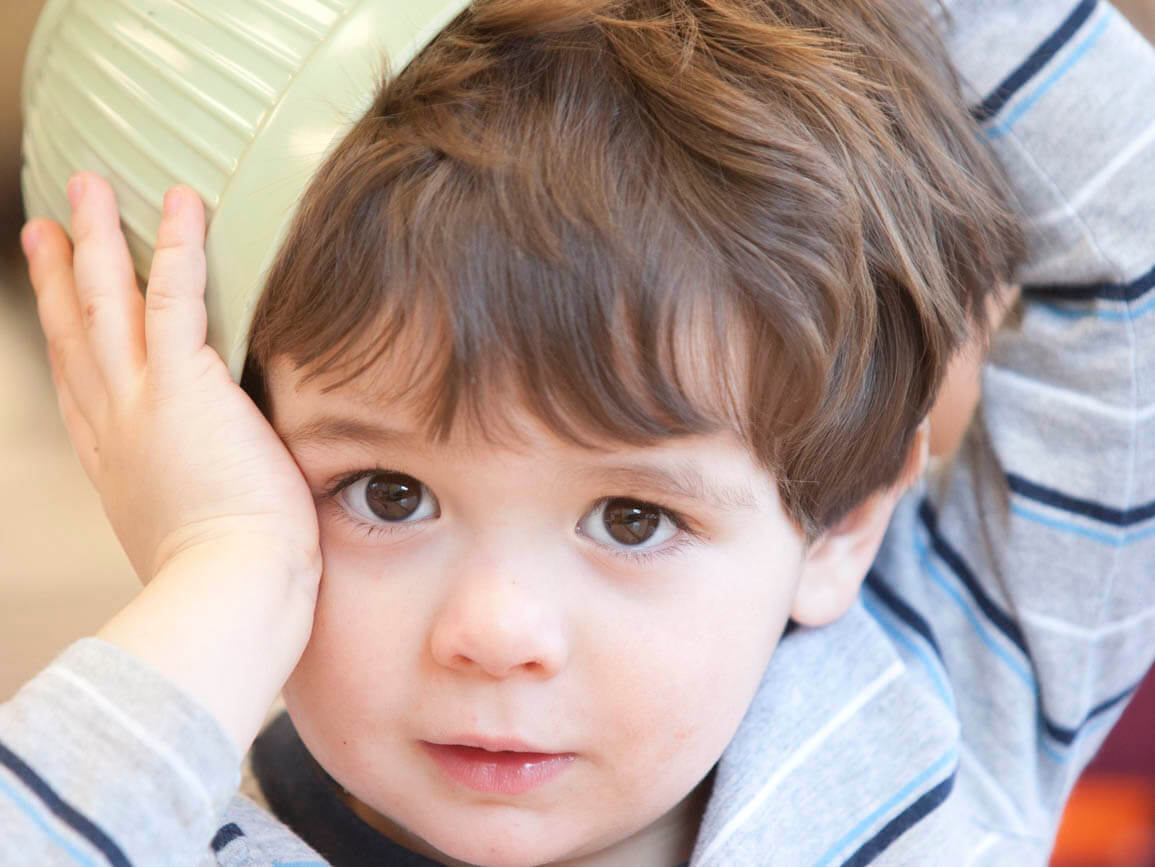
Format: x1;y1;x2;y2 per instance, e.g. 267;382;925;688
588;547;793;793
283;537;425;753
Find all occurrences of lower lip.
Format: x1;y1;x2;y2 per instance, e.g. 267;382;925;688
421;742;575;795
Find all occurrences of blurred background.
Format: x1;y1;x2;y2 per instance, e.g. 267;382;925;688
0;2;1153;865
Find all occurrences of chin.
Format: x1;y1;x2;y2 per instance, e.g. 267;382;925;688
449;847;552;867
427;834;560;867
413;813;587;867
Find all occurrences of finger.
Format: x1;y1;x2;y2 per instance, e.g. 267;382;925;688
55;379;101;487
68;172;147;391
144;185;208;381
23;217;106;422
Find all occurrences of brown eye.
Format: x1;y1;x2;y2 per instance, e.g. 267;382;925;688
578;497;680;554
602;498;663;545
363;472;427;521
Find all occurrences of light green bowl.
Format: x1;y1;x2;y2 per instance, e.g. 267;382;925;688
21;0;470;381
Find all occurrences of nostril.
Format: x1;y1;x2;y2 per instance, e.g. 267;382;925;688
446;654;548;677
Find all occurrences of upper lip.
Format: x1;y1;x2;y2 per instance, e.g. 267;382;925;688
424;735;567;754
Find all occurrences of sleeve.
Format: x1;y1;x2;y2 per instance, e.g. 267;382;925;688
874;0;1155;841
0;637;242;866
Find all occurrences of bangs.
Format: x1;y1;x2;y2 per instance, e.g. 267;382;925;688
244;9;802;458
245;0;1024;536
249;150;760;452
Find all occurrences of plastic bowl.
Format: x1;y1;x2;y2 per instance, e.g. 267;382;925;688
20;0;469;380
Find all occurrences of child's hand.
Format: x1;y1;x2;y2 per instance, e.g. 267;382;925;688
21;172;322;750
21;172;320;588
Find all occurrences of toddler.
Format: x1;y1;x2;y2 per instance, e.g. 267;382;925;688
3;0;1154;864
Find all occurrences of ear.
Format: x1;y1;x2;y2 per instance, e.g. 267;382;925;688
791;420;930;627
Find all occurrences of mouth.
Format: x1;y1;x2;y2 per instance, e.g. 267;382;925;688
420;741;576;795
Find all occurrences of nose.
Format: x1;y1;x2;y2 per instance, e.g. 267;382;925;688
429;552;569;679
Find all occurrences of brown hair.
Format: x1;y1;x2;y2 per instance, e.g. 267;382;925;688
244;0;1023;537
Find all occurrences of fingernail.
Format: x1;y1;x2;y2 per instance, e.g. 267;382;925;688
163;187;180;217
67;174;85;209
20;224;40;259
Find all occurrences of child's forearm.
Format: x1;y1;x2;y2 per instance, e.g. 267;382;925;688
891;0;1155;829
0;637;246;865
98;540;320;754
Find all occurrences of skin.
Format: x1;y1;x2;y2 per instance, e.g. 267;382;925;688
267;363;798;866
21;176;321;750
928;285;1020;459
263;350;927;866
22;175;964;866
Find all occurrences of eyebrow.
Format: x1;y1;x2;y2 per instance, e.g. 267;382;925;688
579;463;761;513
279;416;418;451
281;415;761;513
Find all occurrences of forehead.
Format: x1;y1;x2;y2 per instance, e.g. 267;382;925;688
255;254;759;445
264;354;779;512
261;272;753;444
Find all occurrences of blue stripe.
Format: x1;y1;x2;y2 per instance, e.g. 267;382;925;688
211;823;244;853
0;738;131;867
1038;722;1068;764
0;772;99;866
971;0;1098;122
815;749;957;867
986;11;1111;139
1025;261;1155;303
913;532;1035;689
1038;698;1125;763
863;572;943;659
1008;473;1155;528
862;595;953;709
862;571;952;708
839;766;958;867
1044;682;1138;745
919;501;1028;654
1039;293;1155;321
1011;503;1155;546
914;507;1134;758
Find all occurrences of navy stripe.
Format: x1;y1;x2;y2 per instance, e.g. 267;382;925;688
1023;262;1155;303
1044;682;1138;745
211;822;245;853
921;498;1142;748
863;571;943;659
840;771;956;867
918;500;1029;655
1008;473;1155;527
970;0;1098;123
0;737;131;867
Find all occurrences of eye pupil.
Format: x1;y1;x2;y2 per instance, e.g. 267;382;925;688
603;498;661;545
365;472;423;521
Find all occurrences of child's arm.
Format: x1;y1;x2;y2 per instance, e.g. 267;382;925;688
0;173;324;862
0;639;248;865
25;172;322;753
879;0;1155;835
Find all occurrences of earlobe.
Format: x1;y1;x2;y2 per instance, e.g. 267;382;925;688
791;420;929;627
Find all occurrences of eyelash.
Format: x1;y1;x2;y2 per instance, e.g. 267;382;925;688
318;469;408;542
583;497;700;565
317;468;702;565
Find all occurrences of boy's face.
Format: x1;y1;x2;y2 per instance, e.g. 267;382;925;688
267;356;810;866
